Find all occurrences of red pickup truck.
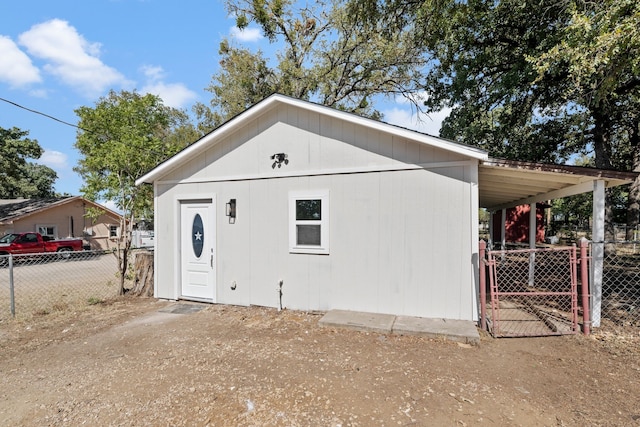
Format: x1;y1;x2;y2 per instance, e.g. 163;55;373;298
0;232;83;260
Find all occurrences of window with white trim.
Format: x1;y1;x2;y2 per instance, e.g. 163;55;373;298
109;225;119;238
37;225;57;240
289;190;330;254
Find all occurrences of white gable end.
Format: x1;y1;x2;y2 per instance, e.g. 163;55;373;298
156;103;478;185
137;94;487;185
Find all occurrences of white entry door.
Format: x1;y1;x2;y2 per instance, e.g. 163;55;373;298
180;200;216;301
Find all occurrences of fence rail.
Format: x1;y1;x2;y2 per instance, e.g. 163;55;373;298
0;250;135;320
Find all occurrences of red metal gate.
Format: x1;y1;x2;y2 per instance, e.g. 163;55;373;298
482;245;581;337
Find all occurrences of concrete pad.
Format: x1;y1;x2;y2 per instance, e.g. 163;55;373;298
318;310;396;334
393;316;480;345
318;310;480;345
158;303;208;315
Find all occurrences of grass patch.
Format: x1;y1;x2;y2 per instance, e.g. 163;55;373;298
87;297;106;305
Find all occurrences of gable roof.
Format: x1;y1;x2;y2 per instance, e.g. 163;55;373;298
136;93;489;185
134;94;637;211
0;196;122;225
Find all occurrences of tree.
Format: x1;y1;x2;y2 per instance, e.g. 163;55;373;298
350;0;638;162
0;126;57;198
75;90;196;294
404;0;583;163
197;0;429;128
351;0;640;240
530;0;640;238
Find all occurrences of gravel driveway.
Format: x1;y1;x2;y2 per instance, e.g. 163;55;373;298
1;297;639;426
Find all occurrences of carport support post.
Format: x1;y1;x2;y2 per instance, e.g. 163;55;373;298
528;203;536;286
591;179;605;328
488;212;494;248
479;240;487;331
500;208;506;250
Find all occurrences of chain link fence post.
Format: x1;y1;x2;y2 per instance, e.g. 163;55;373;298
479;240;487;331
579;238;590;335
9;253;15;317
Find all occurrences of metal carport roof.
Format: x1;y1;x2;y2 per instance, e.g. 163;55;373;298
479;158;637;211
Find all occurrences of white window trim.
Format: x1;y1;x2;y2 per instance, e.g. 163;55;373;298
36;224;58;239
109;225;120;238
289;190;330;255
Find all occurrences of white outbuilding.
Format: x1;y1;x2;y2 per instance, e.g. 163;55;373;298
136;94;489;322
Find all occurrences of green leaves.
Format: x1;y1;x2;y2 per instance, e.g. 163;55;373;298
74;90;194;220
0;126;57;198
206;0;428;125
74;90;197;294
530;0;640;109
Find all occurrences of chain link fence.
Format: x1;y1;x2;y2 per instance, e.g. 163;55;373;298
602;242;640;327
0;249;139;320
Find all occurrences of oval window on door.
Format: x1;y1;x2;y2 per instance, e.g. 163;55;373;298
192;213;204;258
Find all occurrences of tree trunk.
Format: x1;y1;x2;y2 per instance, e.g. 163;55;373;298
626;120;640;240
118;247;128;295
130;250;154;297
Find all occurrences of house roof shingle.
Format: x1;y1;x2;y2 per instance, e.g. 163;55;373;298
0;197;75;224
0;196;122;225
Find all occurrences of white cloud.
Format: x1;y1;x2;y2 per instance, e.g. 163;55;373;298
382;93;452;136
18;19;128;97
383;106;451;136
28;88;48;98
100;199;122;214
141;65;165;81
230;26;263;42
140;65;197;108
142;81;197;109
40;149;69;170
0;35;41;87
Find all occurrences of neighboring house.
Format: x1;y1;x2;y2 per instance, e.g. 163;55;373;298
0;196;122;251
490;203;549;245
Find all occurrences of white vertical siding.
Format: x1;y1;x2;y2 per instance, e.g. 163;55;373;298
154;168;477;320
153;103;479;321
217;181;251;306
160;107;470;185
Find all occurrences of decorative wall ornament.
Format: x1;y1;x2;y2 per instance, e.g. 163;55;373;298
271;153;289;169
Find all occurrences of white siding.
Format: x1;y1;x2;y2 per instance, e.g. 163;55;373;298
153;103;479;321
155;167;478;321
159;106;470;185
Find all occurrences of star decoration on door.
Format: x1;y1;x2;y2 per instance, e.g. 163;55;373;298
194;231;202;241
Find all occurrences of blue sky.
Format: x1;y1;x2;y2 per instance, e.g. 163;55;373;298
0;0;447;198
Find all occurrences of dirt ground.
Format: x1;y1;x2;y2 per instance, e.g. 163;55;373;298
0;297;639;427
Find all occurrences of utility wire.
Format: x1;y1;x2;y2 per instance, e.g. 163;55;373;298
0;96;96;134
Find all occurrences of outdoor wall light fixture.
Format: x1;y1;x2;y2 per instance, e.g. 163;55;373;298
226;199;236;224
271;153;289;169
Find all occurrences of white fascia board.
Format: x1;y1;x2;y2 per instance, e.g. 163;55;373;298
135;94;488;185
